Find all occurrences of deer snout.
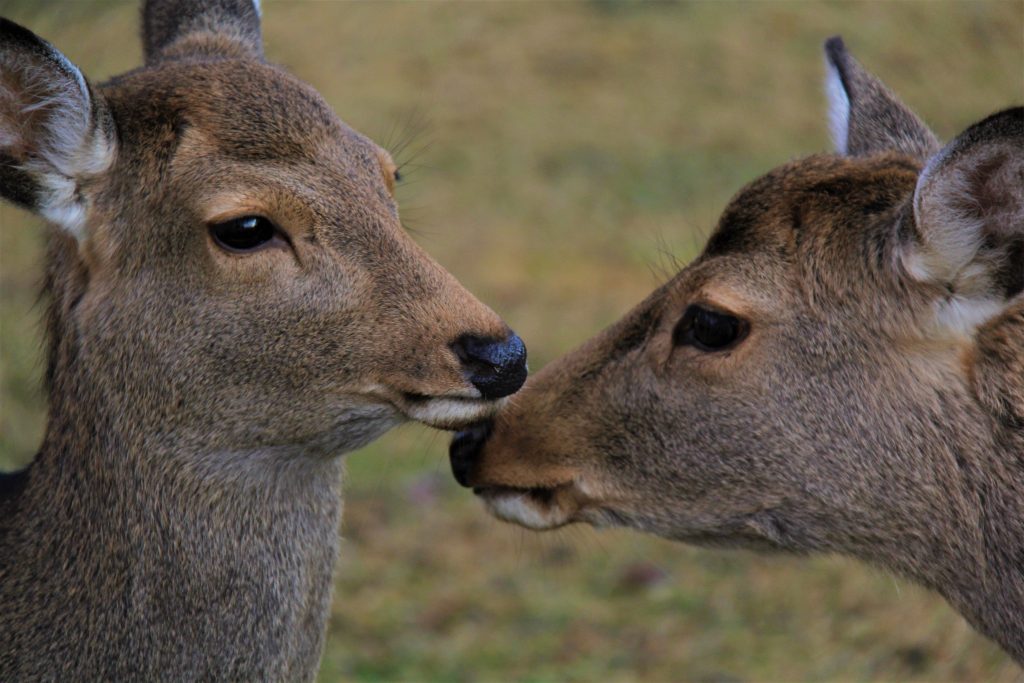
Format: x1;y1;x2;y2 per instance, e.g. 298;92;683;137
448;417;584;531
451;333;528;400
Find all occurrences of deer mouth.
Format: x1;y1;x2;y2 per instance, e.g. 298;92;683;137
398;392;505;431
472;482;578;530
360;385;505;431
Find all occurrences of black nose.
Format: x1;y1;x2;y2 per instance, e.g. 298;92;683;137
449;421;492;487
451;333;528;400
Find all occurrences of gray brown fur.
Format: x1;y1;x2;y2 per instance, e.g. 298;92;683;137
0;1;516;679
460;40;1024;661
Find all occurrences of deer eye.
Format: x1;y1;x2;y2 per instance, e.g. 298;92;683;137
209;216;283;253
673;305;749;351
393;169;402;183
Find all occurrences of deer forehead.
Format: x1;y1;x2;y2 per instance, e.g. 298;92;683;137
107;60;383;177
694;154;922;307
707;154;919;255
95;60;400;251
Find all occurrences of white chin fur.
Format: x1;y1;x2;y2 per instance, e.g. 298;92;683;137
483;492;568;530
405;397;502;430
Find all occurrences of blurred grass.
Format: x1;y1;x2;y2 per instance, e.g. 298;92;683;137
1;1;1022;681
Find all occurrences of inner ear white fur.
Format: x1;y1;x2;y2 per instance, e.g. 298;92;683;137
252;0;261;18
6;46;115;240
825;60;850;155
909;148;987;286
907;159;1003;336
904;109;1024;336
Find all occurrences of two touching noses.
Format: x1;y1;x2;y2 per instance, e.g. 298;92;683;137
448;331;525;484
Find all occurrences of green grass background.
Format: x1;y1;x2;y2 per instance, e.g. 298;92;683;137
1;1;1022;680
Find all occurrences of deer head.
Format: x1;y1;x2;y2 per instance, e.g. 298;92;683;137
450;38;1023;655
0;0;528;460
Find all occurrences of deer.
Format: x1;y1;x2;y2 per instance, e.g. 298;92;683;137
450;37;1023;662
0;1;528;679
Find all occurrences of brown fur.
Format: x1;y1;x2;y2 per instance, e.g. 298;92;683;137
455;40;1024;661
0;2;523;679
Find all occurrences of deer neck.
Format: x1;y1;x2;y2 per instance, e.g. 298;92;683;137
868;425;1024;662
37;325;347;500
12;347;345;678
941;430;1024;661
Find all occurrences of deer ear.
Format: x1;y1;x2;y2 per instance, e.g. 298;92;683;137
143;0;263;64
824;36;940;160
0;19;116;240
904;107;1024;329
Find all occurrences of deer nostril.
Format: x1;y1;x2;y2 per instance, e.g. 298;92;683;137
451;333;528;400
449;421;493;488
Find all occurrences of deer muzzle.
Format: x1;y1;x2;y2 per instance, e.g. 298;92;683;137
448;418;584;530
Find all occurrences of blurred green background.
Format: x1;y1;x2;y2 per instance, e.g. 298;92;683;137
1;1;1022;680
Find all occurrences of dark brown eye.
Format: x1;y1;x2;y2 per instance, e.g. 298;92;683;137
673;305;748;351
209;216;281;253
393;169;402;183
